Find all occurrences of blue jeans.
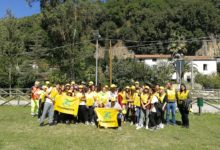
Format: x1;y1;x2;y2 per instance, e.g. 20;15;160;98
135;107;141;124
166;102;176;124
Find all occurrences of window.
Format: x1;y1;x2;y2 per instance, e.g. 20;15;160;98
203;64;208;71
152;58;157;62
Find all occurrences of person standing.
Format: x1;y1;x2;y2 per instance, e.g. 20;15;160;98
165;82;177;125
137;86;150;130
177;84;191;128
76;85;89;125
157;86;166;126
40;83;60;126
31;81;40;117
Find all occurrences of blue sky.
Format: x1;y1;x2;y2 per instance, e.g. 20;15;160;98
0;0;40;19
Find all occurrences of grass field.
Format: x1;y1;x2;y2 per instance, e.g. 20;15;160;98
0;106;220;150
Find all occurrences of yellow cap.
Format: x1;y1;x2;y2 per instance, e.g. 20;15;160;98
79;85;83;89
42;85;47;89
45;81;50;85
88;81;94;86
130;86;136;90
105;85;109;88
125;86;130;89
159;86;165;90
67;90;72;93
110;84;117;88
35;81;40;85
144;86;150;89
135;81;139;84
65;83;70;86
71;81;75;85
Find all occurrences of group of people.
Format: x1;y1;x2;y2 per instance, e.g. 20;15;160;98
31;80;191;130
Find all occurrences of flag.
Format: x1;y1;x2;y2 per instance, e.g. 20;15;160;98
95;108;119;128
54;95;80;116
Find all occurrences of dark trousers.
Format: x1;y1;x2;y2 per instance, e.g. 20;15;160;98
54;110;60;123
126;106;135;123
78;105;88;123
38;100;44;119
179;105;189;127
158;103;165;124
87;106;94;123
149;112;159;127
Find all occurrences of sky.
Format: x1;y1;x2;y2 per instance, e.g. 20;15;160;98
0;0;40;19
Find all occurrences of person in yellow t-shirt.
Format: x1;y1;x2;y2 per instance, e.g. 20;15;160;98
97;86;109;107
177;84;191;128
37;85;47;119
158;86;166;125
165;82;177;125
85;87;96;124
137;86;150;130
76;85;89;125
129;86;140;126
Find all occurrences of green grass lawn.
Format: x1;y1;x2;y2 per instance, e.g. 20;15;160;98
0;106;220;150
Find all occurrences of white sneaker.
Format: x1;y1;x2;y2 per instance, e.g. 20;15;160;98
160;123;164;129
135;123;139;127
136;125;143;130
130;122;133;126
85;121;89;125
118;127;122;130
146;126;149;130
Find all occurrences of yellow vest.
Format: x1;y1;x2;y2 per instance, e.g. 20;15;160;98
86;92;95;106
97;91;109;105
167;89;176;102
121;91;127;104
177;90;189;101
141;93;149;103
133;93;141;107
158;93;166;103
50;88;58;99
40;91;46;102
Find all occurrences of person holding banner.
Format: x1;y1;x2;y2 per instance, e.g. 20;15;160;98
76;85;89;125
105;97;122;130
40;83;60;126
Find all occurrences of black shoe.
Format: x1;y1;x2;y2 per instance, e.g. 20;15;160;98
49;122;55;126
40;123;44;127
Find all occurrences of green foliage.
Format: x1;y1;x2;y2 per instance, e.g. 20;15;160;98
195;73;220;89
217;62;220;73
1;0;220;87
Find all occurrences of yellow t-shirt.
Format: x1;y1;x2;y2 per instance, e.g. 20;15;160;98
141;93;149;103
132;93;141;107
97;91;109;105
86;92;95;106
177;90;189;101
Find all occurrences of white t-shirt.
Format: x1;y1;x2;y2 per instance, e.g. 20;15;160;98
151;95;159;112
45;87;53;104
105;102;122;110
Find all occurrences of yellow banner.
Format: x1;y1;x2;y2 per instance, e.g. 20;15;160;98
95;108;119;128
54;95;80;116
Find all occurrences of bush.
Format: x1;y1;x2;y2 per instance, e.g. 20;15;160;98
195;73;220;89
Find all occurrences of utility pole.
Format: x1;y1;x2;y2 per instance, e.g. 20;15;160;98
95;38;99;86
109;40;112;86
9;65;12;97
191;60;194;89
